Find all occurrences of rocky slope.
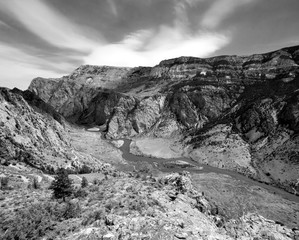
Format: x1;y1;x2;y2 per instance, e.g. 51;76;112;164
2;169;297;240
0;87;115;173
28;45;299;193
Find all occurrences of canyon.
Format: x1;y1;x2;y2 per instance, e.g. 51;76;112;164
28;45;299;194
1;45;299;239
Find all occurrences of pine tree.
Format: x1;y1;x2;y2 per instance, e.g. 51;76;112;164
81;176;88;188
32;177;40;189
49;168;73;201
0;177;9;190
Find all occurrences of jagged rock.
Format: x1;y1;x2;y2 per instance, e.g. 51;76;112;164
0;87;69;171
226;213;297;239
110;140;124;148
102;232;114;240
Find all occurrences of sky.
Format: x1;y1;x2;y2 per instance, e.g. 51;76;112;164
0;0;299;89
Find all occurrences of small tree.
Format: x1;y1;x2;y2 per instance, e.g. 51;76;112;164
49;168;73;201
32;177;40;189
0;177;9;190
81;176;88;188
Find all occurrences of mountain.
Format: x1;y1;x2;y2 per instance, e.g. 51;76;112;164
28;45;299;194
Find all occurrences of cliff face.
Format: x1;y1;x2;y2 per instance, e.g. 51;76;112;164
28;45;299;192
0;88;111;173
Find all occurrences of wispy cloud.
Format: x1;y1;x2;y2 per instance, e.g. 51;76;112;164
85;29;229;67
0;44;76;72
107;0;118;16
85;0;230;67
174;0;206;30
0;43;75;89
201;0;256;29
0;19;10;28
0;0;100;51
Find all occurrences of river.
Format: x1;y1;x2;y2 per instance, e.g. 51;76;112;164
118;138;299;203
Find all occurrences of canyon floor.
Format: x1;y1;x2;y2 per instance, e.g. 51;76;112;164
72;127;299;229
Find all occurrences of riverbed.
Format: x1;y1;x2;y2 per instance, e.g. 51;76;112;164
85;126;299;203
118;138;299;203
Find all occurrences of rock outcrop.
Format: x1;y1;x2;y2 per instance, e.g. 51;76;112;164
0;88;112;173
28;45;299;193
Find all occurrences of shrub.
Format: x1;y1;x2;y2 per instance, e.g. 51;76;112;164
92;178;104;185
0;203;55;239
81;176;88;188
89;185;100;192
0;201;81;240
0;177;9;190
61;201;81;219
32;177;40;189
82;208;105;226
79;164;91;174
74;188;88;198
49;168;74;201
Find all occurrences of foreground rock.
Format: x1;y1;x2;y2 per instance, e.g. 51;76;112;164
62;172;298;240
1;160;298;239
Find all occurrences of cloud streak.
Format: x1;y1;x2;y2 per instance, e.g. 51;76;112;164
201;0;256;29
0;19;9;28
85;0;230;67
0;43;77;89
107;0;118;16
0;0;100;51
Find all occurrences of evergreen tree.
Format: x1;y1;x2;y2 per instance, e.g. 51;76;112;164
0;177;9;190
32;177;40;189
49;168;73;201
81;176;88;188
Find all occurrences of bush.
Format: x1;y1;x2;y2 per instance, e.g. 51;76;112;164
0;177;9;190
79;164;92;174
81;176;88;188
89;185;100;192
61;201;81;219
74;188;88;198
49;168;74;201
1;203;54;239
32;177;40;189
92;178;102;185
0;201;81;240
82;208;105;226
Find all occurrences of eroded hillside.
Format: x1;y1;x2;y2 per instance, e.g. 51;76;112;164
0;88;120;173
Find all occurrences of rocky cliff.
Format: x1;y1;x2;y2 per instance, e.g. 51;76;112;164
28;45;299;193
0;87;112;173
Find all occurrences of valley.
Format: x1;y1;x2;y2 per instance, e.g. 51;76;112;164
74;127;299;229
1;45;299;239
